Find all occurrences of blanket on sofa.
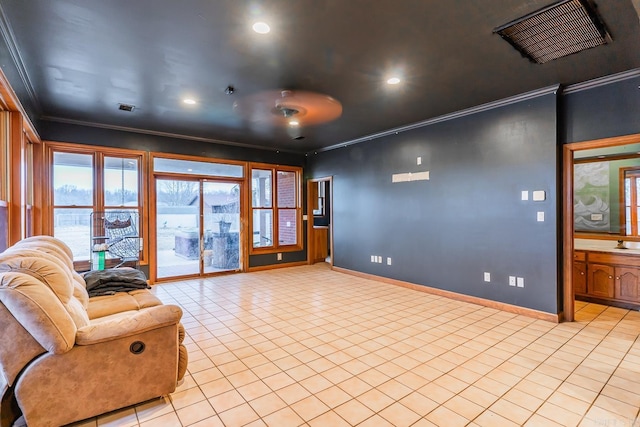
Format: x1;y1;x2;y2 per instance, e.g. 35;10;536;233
83;268;149;297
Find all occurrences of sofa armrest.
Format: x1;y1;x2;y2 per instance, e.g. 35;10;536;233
75;305;182;345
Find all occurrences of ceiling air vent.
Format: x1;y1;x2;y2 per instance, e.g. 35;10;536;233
494;0;612;64
118;103;135;112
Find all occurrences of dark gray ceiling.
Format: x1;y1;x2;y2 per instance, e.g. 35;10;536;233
1;0;639;153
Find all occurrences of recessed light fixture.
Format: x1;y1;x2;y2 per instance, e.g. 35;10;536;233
289;120;300;126
183;99;197;105
252;22;270;34
386;77;401;85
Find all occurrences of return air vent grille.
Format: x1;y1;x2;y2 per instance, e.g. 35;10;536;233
494;0;611;64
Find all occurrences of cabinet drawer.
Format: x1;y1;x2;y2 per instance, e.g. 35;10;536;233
574;251;586;262
588;252;640;268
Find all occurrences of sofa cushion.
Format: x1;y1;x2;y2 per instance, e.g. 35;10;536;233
0;247;90;309
88;290;162;320
0;271;76;354
16;235;74;261
0;257;90;328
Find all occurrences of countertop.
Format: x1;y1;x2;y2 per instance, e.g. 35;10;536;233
575;238;640;255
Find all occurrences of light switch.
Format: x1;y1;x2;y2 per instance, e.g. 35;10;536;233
533;190;546;201
537;212;545;222
517;277;524;288
417;156;422;165
521;191;529;201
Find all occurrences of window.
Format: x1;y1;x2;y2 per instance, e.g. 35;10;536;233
48;144;145;263
251;164;301;251
53;152;94;260
623;169;640;236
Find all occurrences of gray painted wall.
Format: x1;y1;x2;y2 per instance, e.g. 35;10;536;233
308;93;560;314
563;75;640;144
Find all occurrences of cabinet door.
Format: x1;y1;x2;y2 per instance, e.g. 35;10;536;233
615;267;640;302
588;263;614;298
573;262;587;294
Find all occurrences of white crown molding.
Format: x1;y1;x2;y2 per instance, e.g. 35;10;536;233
313;84;560;154
40;116;301;154
563;68;640;94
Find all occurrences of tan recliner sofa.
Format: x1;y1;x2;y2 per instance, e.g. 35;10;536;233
0;236;188;427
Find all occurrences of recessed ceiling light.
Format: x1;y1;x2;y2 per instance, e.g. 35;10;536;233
387;77;401;85
289;120;299;126
183;99;197;105
253;22;270;34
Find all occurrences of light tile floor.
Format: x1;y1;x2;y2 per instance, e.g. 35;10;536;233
56;264;640;426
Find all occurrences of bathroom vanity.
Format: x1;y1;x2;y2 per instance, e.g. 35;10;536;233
574;238;640;309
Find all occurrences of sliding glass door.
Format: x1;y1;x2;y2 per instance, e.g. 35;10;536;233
155;178;241;279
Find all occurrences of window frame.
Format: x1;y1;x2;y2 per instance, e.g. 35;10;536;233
621;167;640;237
249;163;303;254
45;142;148;269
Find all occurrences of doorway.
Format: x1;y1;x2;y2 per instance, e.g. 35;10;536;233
563;133;640;321
155;177;241;280
307;177;333;265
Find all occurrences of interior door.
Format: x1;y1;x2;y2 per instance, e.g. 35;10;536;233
307;178;332;265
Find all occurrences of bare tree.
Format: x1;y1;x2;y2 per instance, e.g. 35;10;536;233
157;181;198;206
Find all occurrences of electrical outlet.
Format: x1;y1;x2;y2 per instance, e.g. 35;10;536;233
537;211;545;222
378;256;383;264
521;191;529;201
387;257;392;265
517;277;524;288
277;253;282;261
509;276;516;287
484;272;491;282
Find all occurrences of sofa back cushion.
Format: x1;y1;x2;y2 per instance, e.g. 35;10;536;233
0;271;76;354
0;257;90;328
0;247;90;309
16;235;74;261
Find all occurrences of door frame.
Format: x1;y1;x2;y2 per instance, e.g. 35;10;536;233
150;174;244;282
563;132;640;321
307;177;333;266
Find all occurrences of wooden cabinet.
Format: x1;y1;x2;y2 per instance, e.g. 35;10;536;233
573;261;587;294
587;263;614;298
575;250;640;308
614;267;640;302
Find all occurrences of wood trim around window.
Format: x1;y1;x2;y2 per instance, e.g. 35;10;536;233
0;68;40;144
249;162;303;255
45;141;149;266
